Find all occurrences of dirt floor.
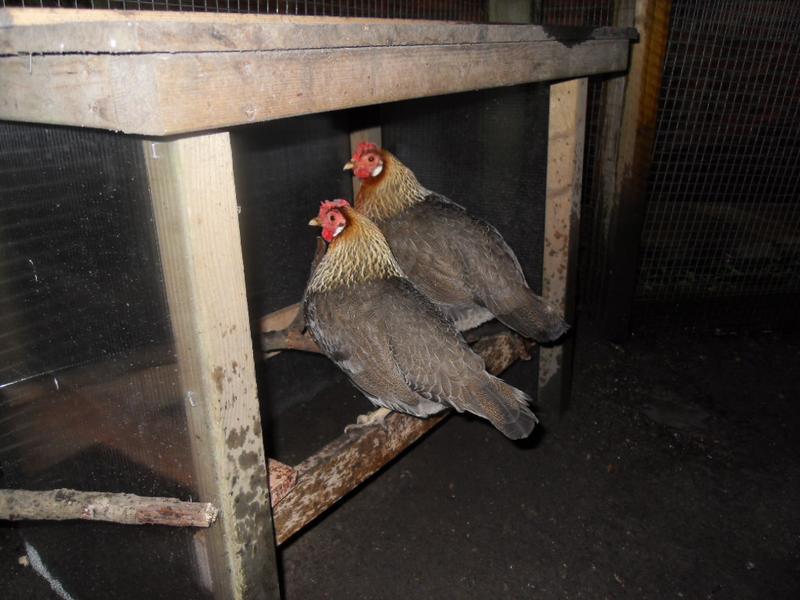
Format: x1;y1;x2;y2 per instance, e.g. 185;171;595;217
2;317;799;599
276;318;800;600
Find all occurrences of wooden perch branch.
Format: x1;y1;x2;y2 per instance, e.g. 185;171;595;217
260;238;325;356
0;488;218;528
272;329;531;545
267;458;297;507
262;322;321;355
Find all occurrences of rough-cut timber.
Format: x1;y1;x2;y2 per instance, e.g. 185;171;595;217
267;459;297;508
272;330;531;545
538;78;588;417
0;8;634;135
592;0;672;341
0;488;218;528
0;8;637;54
145;133;278;600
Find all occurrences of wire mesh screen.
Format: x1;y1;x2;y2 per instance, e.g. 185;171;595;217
536;0;636;318
637;0;800;306
538;0;619;210
0;122;210;599
0;0;486;20
539;0;630;26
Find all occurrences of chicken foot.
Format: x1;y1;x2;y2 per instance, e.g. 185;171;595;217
344;407;392;435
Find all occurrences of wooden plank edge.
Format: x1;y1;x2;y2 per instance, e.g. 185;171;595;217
538;78;588;417
0;8;637;55
0;39;630;135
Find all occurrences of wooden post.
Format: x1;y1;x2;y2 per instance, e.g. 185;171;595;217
591;0;672;341
538;78;588;417
144;134;279;600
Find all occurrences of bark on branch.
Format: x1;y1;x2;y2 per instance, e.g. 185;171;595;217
272;329;531;544
0;488;218;528
261;237;326;356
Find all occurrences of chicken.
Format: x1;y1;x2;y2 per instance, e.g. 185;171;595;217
303;199;538;440
344;143;568;341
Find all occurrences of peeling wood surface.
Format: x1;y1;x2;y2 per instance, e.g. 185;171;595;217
145;134;277;600
272;330;531;545
267;459;297;508
0;488;218;528
538;78;588;416
0;8;637;54
593;0;672;341
0;33;630;135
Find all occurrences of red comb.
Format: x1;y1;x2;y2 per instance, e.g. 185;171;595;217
353;142;380;160
320;199;350;210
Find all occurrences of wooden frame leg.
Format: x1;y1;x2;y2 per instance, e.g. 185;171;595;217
144;133;279;600
538;78;588;417
591;0;672;340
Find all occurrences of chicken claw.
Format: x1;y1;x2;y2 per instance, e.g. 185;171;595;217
344;407;392;435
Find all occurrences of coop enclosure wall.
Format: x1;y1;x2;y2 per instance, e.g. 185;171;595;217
542;0;800;332
0;5;633;597
0;122;214;599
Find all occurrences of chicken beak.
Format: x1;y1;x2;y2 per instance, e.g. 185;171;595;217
343;161;354;171
308;217;321;227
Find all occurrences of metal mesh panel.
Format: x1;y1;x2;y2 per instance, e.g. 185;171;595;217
637;0;800;304
0;0;486;20
538;1;619;205
0;123;209;599
536;1;636;316
539;0;630;26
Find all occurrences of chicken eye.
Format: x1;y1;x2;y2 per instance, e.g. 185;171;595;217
368;156;375;162
328;214;336;221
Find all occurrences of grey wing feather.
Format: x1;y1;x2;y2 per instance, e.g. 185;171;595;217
382;280;538;439
304;283;446;418
383;195;568;341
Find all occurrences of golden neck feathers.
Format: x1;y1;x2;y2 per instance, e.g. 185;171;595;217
307;207;404;293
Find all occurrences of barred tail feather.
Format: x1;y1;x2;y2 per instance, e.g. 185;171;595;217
464;376;538;440
496;290;569;343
